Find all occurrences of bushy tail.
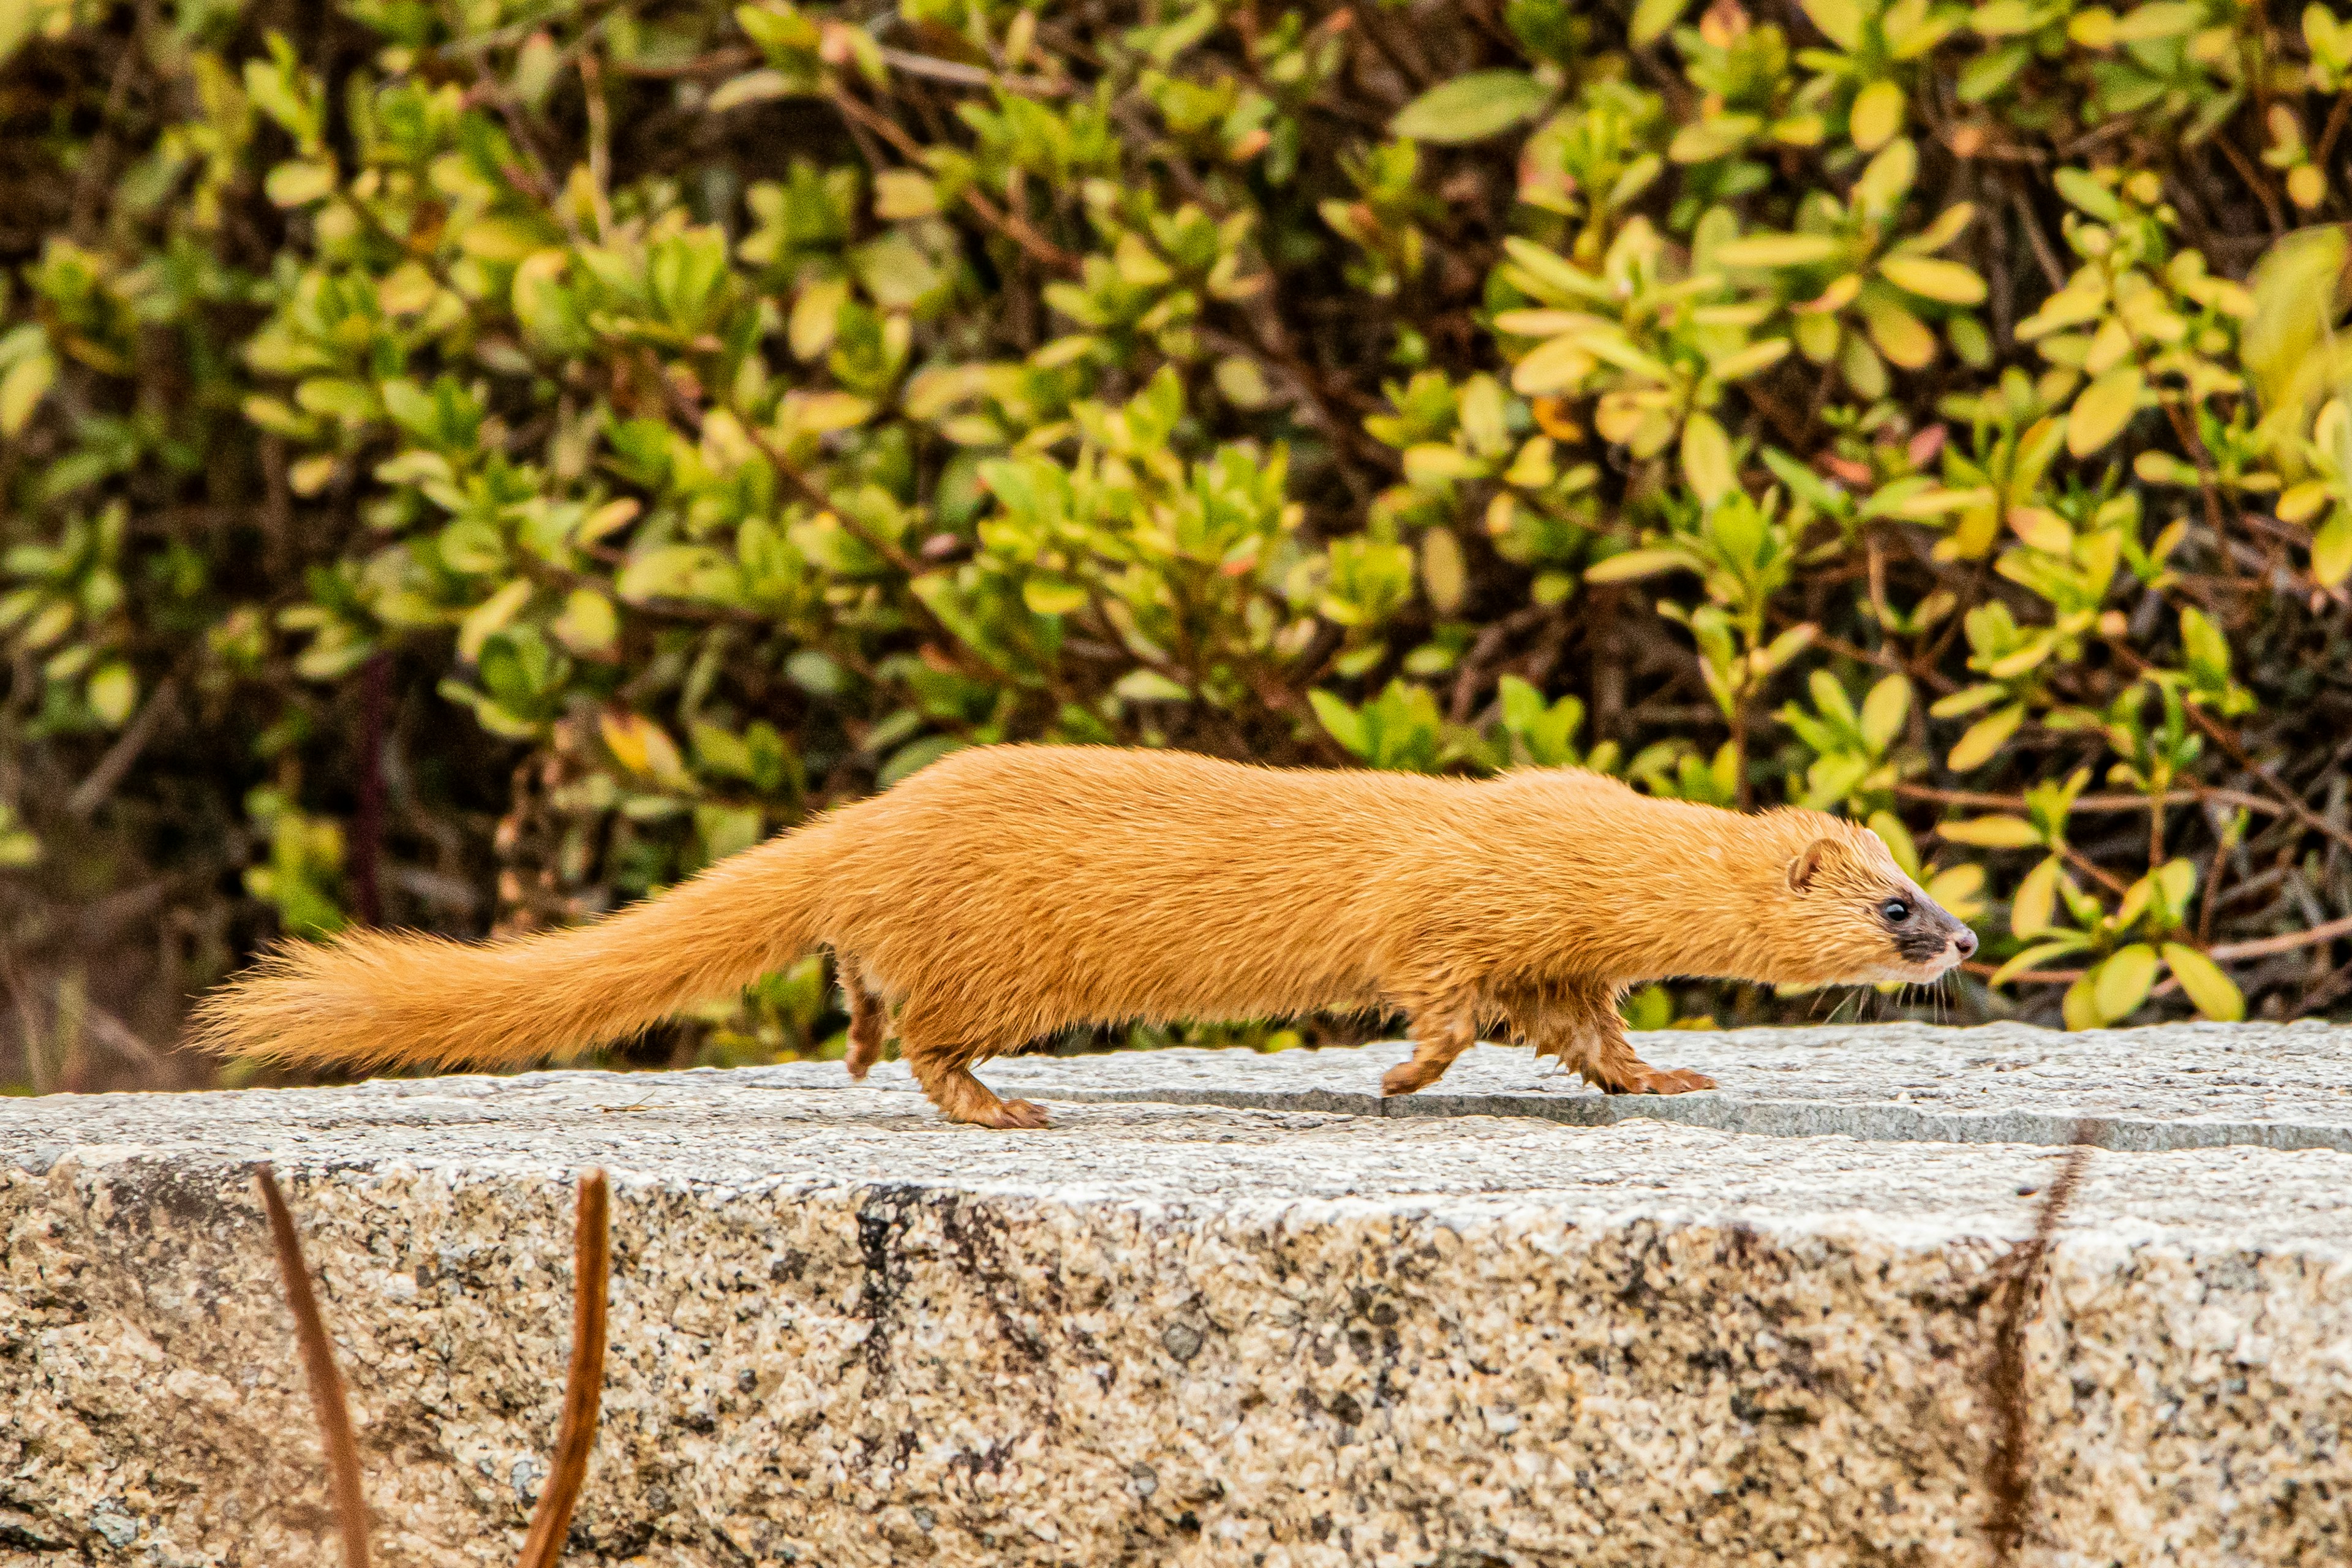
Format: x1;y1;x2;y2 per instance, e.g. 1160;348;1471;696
189;826;834;1074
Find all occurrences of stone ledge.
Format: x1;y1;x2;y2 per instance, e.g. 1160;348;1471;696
0;1028;2345;1566
755;1019;2352;1153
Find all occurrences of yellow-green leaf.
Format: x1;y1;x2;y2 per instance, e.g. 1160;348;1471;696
1680;412;1736;505
1421;527;1469;614
1022;578;1087;616
0;347;56;437
1716;232;1847;268
1939;812;2043;848
264;159;336;206
86;662;137;726
2010;854;2061;937
1947;702;2024;771
2094;943;2159;1022
1848;79;1905;151
1879;255;1988;304
1859;673;1911;752
2162;943;2245;1022
458;579;534;662
1584;548;1692;582
600;710;690;786
1863;298;1938;369
1631;0;1694;43
2313;508;2352;586
2067;366;2144;456
1991;938;2089;986
1510;334;1595;395
1392;71;1550;144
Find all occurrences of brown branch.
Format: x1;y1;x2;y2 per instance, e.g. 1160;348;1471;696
515;1169;611;1568
66;677;177;820
256;1166;371;1568
828;90;1080;274
2206;912;2352;962
1897;782;2291;820
877;47;1069;95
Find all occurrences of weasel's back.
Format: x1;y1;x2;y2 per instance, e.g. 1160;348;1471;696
813;747;1491;1026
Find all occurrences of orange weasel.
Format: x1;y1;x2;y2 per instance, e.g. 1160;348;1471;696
192;745;1975;1128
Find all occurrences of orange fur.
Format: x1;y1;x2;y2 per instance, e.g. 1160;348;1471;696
190;746;1973;1128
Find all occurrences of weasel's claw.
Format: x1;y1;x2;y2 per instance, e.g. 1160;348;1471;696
980;1097;1050;1129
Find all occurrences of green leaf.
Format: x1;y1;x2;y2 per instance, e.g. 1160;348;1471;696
878;734;966;788
1630;0;1695;43
2162;943;2245;1022
1392;71;1550;144
1680;412;1737;505
2051;167;2122;222
2093;943;2159;1023
1308;688;1368;756
2067;366;2144;457
1113;669;1193;703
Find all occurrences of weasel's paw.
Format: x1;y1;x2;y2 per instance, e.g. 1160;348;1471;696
970;1096;1051;1130
1596;1065;1715;1095
1381;1060;1439;1097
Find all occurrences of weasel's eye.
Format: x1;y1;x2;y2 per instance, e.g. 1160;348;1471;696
1881;899;1912;924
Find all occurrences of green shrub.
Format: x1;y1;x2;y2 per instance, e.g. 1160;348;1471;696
4;0;2352;1086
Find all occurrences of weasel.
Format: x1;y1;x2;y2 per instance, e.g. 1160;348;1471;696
192;745;1976;1128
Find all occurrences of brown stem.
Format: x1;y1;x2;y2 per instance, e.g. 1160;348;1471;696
2206;912;2352;961
515;1169;611;1568
257;1166;371;1568
829;90;1080;274
350;653;390;928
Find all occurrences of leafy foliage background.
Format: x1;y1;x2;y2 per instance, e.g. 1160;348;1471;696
5;0;2352;1090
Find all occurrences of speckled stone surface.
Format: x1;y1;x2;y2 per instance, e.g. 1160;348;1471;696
0;1027;2345;1566
803;1018;2352;1152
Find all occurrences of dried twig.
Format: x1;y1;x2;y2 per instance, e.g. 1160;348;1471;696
516;1169;612;1568
258;1166;613;1568
255;1165;371;1568
1981;1123;2098;1567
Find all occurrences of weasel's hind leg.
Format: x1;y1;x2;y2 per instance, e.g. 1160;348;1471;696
841;960;888;1080
896;1001;1049;1129
1502;979;1714;1095
1380;996;1481;1098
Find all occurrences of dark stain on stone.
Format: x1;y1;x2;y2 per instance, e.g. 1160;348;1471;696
853;1183;922;1375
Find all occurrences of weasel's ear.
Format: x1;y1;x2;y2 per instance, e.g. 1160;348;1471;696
1787;837;1833;892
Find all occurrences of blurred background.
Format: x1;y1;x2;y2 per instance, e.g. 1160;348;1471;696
2;0;2350;1095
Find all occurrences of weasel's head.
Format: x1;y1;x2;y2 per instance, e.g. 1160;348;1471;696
1771;818;1976;986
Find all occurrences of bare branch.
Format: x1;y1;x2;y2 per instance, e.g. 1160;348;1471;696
514;1168;612;1568
256;1166;371;1568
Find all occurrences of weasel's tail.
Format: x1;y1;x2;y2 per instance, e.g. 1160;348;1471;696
189;823;836;1074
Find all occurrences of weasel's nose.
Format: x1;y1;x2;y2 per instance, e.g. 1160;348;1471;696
1953;928;1978;960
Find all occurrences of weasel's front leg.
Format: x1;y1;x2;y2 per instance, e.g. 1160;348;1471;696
1380;998;1479;1098
842;962;888;1080
1502;979;1715;1096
